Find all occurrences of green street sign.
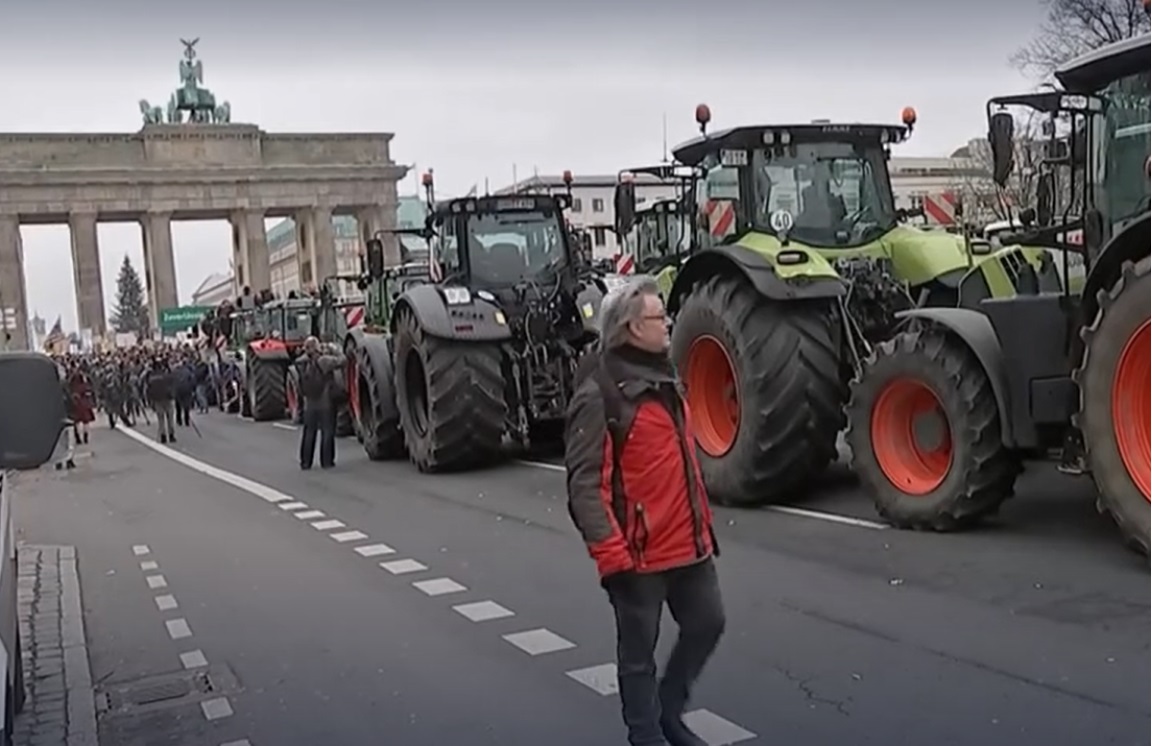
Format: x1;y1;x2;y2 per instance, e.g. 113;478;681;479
159;305;210;336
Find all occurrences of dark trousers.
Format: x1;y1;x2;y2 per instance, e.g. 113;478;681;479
175;395;192;426
606;558;725;746
300;407;336;468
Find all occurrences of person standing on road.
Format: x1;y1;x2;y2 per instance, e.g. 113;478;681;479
145;357;177;444
172;355;196;428
564;277;725;746
297;336;343;470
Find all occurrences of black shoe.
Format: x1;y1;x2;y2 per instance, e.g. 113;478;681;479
159;435;168;444
320;463;335;470
300;464;312;470
660;717;708;746
65;459;76;470
168;435;176;443
82;433;89;444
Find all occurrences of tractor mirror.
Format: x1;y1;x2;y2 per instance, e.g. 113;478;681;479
365;238;386;279
0;353;67;470
1036;172;1055;226
614;181;637;235
988;111;1015;187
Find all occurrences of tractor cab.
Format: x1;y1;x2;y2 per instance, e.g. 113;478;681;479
613;164;697;274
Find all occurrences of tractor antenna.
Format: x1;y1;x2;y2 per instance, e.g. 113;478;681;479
661;112;669;164
484;177;490;196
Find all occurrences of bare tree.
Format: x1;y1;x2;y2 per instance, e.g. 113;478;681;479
950;113;1049;224
1013;0;1150;78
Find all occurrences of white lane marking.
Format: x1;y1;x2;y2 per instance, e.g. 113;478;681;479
412;578;467;597
513;458;887;530
294;510;326;520
452;600;514;623
272;423;298;431
765;506;887;530
146;575;168;590
380;559;428;575
140;560;159;571
566;663;619;696
311;519;346;531
502;628;577;656
166;618;193;640
132;545;151;556
330;530;369;543
683;709;758;745
200;697;234;720
180;650;209;669
155;595;178;611
354;543;396;557
221;741;252;746
278;501;309;511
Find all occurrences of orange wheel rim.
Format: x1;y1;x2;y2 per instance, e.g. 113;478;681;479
1112;319;1150;501
685;335;740;456
286;382;297;414
346;361;361;420
870;377;953;495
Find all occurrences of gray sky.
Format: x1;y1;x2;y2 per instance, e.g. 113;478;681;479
0;0;1046;331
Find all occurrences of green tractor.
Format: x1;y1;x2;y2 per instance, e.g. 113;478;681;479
344;172;609;470
846;34;1150;552
613;164;697;299
655;105;1057;506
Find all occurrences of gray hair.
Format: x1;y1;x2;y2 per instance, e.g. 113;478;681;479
599;276;661;349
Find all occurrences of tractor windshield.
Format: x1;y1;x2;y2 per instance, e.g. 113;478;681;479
1095;68;1150;230
282;309;314;342
632;208;683;269
466;209;568;286
751;142;896;247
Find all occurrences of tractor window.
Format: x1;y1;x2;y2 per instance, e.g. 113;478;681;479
697;160;740;247
1098;69;1150;230
751;142;896;247
283;310;312;341
466;210;566;286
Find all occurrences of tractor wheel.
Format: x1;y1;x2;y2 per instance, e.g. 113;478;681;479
285;366;303;425
1077;256;1150;555
846;327;1020;530
394;309;506;472
335;406;355;438
248;358;286;422
354;336;405;460
671;275;844;505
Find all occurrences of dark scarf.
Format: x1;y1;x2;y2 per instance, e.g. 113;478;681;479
602;344;676;385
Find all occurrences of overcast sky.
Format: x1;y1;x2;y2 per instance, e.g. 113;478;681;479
0;0;1047;332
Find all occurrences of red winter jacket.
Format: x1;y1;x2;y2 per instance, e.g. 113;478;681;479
564;347;716;578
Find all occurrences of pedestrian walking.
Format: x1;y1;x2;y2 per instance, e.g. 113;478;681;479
173;358;196;427
145;357;177;444
297;336;343;470
565;277;725;746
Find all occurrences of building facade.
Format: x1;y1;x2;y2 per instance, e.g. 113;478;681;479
190;272;234;307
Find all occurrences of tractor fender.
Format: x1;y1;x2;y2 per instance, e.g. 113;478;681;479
667;245;845;314
573;281;607;335
358;332;399;425
247;341;291;363
393;284;513;342
1078;214;1149;352
895;307;1016;447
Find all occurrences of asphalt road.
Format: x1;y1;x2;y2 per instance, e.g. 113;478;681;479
13;412;1149;746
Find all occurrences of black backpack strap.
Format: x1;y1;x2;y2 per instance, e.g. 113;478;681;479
591;361;637;532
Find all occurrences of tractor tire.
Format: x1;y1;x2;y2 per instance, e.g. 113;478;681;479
1077;256;1150;555
354;335;405;460
394;309;506;472
285;366;304;425
248;358;286;422
846;327;1020;530
671;275;845;505
335;406;355;438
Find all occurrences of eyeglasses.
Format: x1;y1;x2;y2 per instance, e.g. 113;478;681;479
641;313;668;322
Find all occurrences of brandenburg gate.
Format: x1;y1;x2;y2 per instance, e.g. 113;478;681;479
0;39;407;349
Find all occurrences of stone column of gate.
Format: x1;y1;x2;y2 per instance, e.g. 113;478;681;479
357;206;400;267
293;210;316;291
68;212;106;338
229;210;271;296
310;206;338;287
141;213;178;330
0;216;30;350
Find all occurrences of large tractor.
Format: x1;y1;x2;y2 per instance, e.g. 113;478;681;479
658;105;1057;506
846;33;1150;552
613;164;697;299
344;171;609;470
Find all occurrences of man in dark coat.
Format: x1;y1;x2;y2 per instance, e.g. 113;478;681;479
172;357;197;427
297;336;344;470
145;357;177;444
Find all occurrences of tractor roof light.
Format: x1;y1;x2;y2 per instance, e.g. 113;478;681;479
620;171;636;184
562;169;574;185
695;103;712;135
901;106;918;128
421;171;434;187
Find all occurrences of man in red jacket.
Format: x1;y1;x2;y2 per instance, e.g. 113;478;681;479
565;277;725;746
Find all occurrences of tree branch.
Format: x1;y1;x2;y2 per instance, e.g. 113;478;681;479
1013;0;1149;78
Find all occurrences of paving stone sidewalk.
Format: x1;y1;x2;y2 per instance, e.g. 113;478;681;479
14;545;97;746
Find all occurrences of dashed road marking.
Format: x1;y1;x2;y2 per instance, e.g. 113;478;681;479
354;543;396;557
165;618;193;640
200;697;234;720
413;578;467;596
221;740;252;746
566;662;619;696
132;545;151;556
330;530;369;543
683;709;758;745
502;628;577;656
380;559;427;575
140;560;159;571
146;575;168;590
180;650;209;669
278;501;309;512
294;510;326;520
311;519;345;531
272;423;298;431
514;459;566;472
155;595;178;611
453;600;514;623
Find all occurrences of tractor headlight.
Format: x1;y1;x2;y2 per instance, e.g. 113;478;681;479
443;287;472;305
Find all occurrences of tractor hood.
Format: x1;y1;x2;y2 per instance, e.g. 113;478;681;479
877;226;972;286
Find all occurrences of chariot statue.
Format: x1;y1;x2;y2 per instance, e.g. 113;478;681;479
139;38;233;125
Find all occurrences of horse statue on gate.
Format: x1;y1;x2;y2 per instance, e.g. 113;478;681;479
139;38;233;125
